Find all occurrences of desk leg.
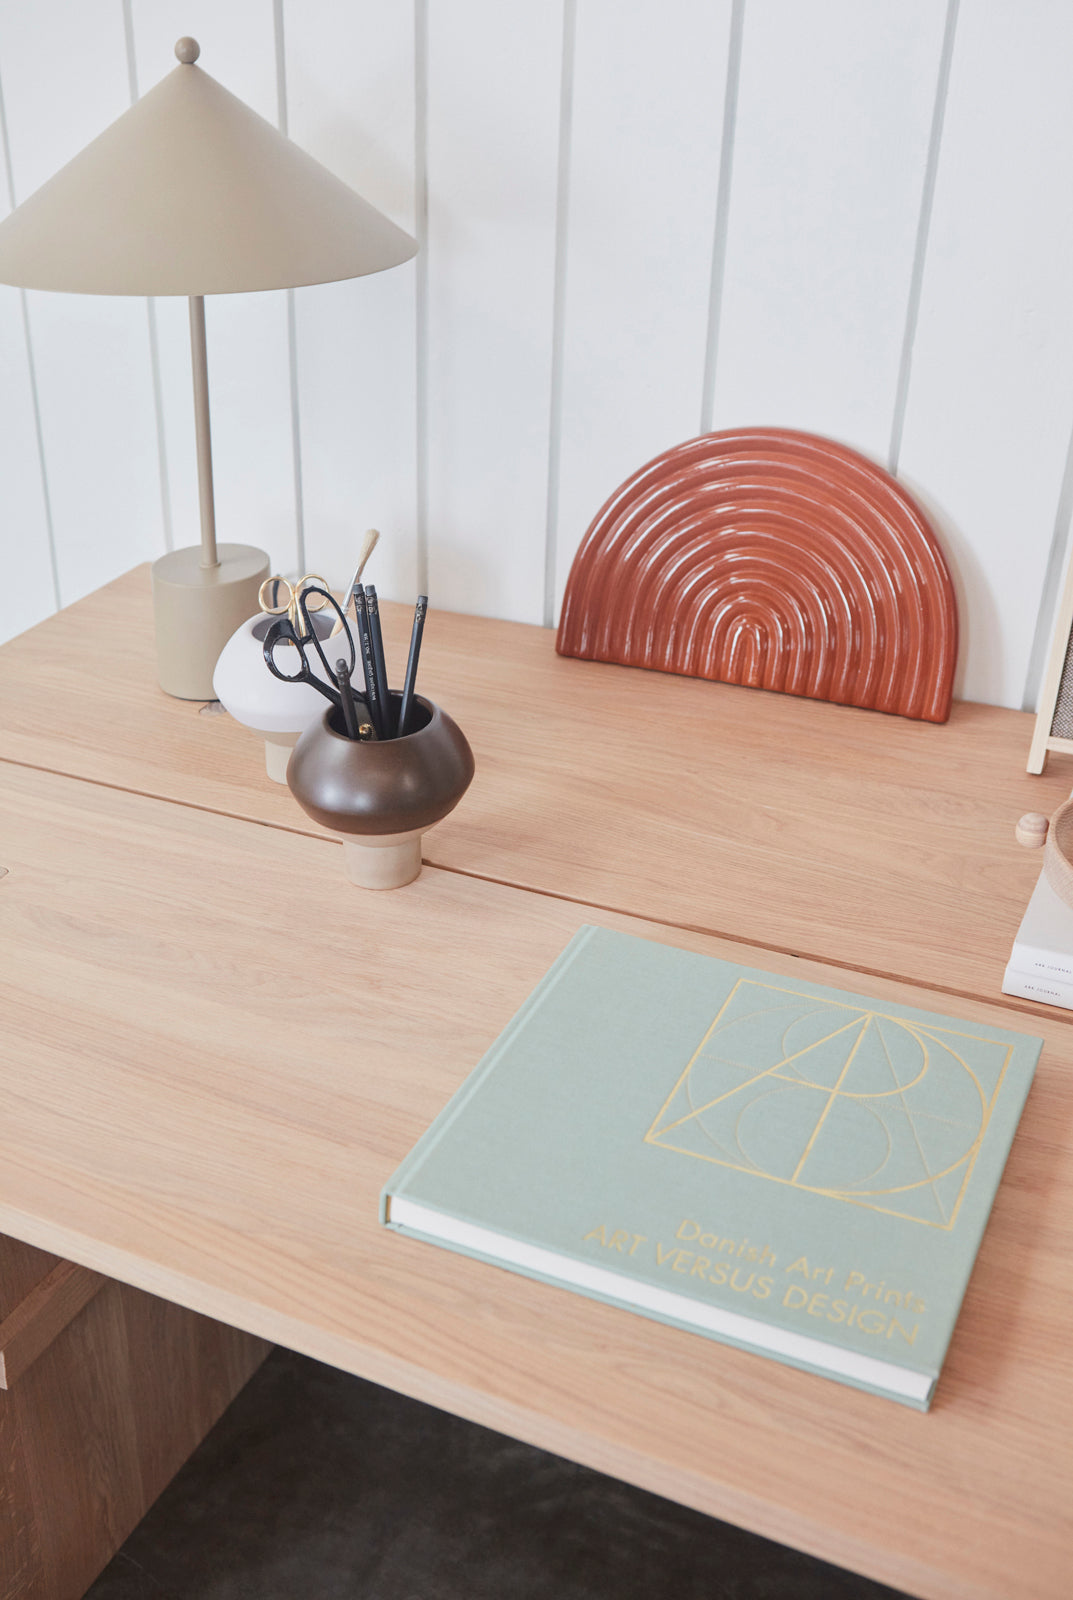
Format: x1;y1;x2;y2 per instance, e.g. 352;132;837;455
0;1234;270;1600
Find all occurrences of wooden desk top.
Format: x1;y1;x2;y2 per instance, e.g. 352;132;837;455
1;761;1071;1600
3;569;1073;1600
1;567;1069;1006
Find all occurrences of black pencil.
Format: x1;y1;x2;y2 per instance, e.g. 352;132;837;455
397;595;427;738
335;658;361;740
364;585;393;736
353;585;386;739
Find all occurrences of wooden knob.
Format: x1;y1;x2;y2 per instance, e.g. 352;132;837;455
174;37;200;65
1016;812;1050;848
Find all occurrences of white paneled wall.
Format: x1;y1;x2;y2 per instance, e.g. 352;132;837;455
710;0;947;461
0;0;163;608
0;274;53;643
425;0;566;622
896;0;1073;709
0;0;1071;711
132;0;299;578
553;0;733;619
286;0;419;603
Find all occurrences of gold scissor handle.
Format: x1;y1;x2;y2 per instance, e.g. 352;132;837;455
257;575;290;616
257;573;330;629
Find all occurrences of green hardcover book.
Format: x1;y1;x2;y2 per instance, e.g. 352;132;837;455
381;927;1041;1409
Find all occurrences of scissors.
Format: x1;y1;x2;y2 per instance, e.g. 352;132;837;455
257;572;331;630
262;585;359;709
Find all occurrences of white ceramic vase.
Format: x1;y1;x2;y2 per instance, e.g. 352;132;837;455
212;612;340;781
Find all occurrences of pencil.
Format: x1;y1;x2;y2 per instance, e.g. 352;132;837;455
364;585;393;736
396;595;427;738
335;658;361;740
353;585;386;739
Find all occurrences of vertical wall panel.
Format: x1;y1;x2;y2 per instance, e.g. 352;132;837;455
0;0;162;609
0;46;53;645
552;0;733;615
285;0;418;604
425;0;565;622
0;282;53;645
711;0;946;462
130;1;298;577
897;2;1073;710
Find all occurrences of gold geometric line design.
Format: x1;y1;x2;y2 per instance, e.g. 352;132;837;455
644;979;1016;1229
900;1022;990;1121
647;1127;983;1225
644;979;760;1138
788;1013;871;1183
696;979;1013;1045
654;1014;867;1140
661;996;866;1165
897;1026;1014;1231
874;1016;945;1223
695;1053;945;1102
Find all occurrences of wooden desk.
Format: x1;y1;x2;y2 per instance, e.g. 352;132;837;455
1;567;1068;1003
1;571;1072;1600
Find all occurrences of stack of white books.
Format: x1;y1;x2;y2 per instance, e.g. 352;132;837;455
1002;868;1073;1008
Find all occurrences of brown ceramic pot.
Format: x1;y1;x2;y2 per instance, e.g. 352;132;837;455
287;694;475;888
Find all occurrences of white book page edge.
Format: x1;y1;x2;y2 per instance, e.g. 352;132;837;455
387;1196;932;1403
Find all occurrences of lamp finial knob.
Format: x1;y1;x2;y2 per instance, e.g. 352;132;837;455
175;37;200;65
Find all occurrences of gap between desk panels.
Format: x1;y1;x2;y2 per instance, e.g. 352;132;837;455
0;751;1061;1034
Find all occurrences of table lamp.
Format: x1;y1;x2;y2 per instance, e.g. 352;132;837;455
0;38;416;698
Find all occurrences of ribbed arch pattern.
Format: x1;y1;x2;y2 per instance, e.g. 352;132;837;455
556;429;958;721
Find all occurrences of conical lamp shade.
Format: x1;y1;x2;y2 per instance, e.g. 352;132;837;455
0;54;416;295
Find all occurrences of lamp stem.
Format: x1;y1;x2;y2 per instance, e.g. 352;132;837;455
188;294;219;569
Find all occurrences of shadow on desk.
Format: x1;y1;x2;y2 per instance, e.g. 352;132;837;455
84;1348;913;1600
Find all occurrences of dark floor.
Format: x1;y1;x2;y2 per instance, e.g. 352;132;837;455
84;1347;915;1600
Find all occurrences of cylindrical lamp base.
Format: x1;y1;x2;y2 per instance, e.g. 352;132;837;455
152;543;270;700
343;831;423;890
